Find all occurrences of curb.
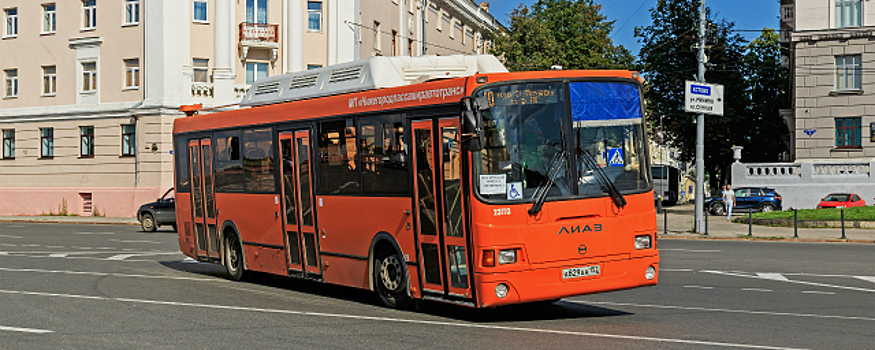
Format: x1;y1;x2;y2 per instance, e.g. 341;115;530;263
657;234;875;244
0;219;140;226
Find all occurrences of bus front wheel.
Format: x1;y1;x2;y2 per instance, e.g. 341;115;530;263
374;249;412;309
224;233;245;281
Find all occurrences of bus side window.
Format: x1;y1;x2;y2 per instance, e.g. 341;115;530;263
359;114;408;195
175;136;191;192
243;128;276;193
318;119;360;195
214;130;244;192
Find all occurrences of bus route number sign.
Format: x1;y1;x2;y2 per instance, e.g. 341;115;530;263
486;88;559;107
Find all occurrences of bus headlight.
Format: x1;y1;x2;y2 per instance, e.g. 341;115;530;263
645;266;656;280
495;283;509;298
635;235;652;250
498;249;517;264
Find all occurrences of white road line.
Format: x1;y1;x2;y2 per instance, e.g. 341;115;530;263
569;300;875;322
662;268;694;272
660;248;722;253
742;288;773;292
72;232;114;235
110;239;162;244
0;267;226;282
0;325;53;334
0;289;804;350
106;252;180;260
0;235;22;239
801;291;836;295
756;273;789;281
684;285;714;290
703;270;875;293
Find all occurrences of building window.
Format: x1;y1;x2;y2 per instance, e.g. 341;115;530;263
835;118;861;148
124;0;139;25
83;0;97;30
4;69;17;98
373;21;381;51
4;8;17;37
193;58;209;83
122;124;135;156
2;129;14;159
80;126;95;157
391;30;398;56
124;59;139;89
835;55;861;91
246;0;268;24
43;66;57;95
41;128;54;158
193;0;208;22
82;62;97;92
43;4;57;33
245;62;268;85
307;2;322;31
307;64;322;70
835;0;861;28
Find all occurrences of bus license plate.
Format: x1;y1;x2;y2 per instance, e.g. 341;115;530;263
562;265;601;279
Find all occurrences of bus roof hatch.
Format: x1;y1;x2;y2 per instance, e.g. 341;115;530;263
240;55;508;107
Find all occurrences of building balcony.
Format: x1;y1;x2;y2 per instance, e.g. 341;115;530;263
239;23;279;62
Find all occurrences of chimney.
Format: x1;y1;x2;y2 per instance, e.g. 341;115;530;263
479;2;489;12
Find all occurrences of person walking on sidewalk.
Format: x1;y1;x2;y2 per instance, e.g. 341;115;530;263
722;184;735;220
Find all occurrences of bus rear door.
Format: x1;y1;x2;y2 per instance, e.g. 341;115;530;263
412;119;472;300
189;138;220;260
279;131;321;276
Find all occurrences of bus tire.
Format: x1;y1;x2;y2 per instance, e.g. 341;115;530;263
374;249;412;309
224;232;245;281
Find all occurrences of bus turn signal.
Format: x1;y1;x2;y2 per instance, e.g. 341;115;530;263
483;250;495;267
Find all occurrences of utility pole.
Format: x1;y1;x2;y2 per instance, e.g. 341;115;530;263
694;0;706;233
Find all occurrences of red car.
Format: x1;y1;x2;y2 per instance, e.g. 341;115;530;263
816;193;866;209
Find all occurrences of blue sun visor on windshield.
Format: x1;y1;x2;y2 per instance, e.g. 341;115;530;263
570;82;642;122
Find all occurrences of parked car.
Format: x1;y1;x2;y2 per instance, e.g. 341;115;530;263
705;187;782;215
816;193;865;209
137;188;176;232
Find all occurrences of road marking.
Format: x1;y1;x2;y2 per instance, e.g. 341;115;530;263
660;248;721;253
0;267;226;282
106;252;180;260
742;288;773;292
0;325;53;334
684;285;714;290
703;270;875;293
569;300;875;322
801;291;836;295
662;268;694;272
756;273;789;281
0;235;22;239
0;289;804;350
110;239;162;244
72;232;114;235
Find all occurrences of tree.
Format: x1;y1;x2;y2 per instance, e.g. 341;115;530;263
635;0;759;191
490;0;635;71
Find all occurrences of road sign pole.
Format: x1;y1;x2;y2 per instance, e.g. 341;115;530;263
694;0;707;233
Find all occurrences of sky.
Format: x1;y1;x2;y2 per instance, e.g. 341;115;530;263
487;0;781;57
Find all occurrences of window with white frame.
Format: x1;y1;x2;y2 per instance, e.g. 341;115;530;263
2;129;14;159
245;62;268;85
43;66;57;95
835;55;861;90
82;62;97;92
125;0;139;25
246;0;268;24
41;128;54;158
83;0;97;29
5;8;17;37
4;69;17;98
307;2;322;31
124;59;139;89
43;4;56;33
835;0;861;28
193;58;209;83
80;126;95;157
194;0;208;22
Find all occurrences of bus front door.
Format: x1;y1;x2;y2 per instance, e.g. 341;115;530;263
279;131;321;276
412;119;472;300
189;139;220;259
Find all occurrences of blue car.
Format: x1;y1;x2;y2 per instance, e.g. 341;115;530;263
705;187;782;215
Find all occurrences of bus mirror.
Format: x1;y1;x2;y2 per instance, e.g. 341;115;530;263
461;97;485;151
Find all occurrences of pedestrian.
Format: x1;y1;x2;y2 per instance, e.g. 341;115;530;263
722;184;735;220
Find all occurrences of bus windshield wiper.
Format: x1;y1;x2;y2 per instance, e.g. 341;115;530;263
577;148;626;208
528;151;567;215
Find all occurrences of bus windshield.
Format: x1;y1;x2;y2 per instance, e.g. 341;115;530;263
473;81;650;203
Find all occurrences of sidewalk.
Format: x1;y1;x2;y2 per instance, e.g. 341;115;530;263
0;215;139;226
657;204;875;243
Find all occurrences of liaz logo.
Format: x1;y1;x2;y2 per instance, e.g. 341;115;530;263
558;224;602;235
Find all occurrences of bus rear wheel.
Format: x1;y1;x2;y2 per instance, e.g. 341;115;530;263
374;249;412;309
224;233;245;281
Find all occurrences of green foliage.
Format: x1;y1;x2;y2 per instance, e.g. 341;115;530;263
635;0;790;190
490;0;635;71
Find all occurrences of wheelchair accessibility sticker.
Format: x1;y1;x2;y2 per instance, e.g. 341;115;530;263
507;182;523;200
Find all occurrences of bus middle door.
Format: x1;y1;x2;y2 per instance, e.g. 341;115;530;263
189;139;220;260
412;118;472;300
279;131;321;276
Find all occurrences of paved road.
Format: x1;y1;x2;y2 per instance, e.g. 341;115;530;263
0;222;873;349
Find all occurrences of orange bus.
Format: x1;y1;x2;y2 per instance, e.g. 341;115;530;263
173;55;659;308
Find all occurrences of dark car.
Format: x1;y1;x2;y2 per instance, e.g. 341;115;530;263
137;188;176;232
705;187;782;215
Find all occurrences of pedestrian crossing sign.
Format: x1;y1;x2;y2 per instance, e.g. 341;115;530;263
607;148;624;167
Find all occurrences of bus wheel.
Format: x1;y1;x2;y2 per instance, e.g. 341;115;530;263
375;250;412;309
224;233;245;281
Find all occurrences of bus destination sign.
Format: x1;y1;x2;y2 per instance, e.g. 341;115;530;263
486;87;559;107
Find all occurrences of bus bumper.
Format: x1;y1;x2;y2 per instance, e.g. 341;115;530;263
474;253;659;308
